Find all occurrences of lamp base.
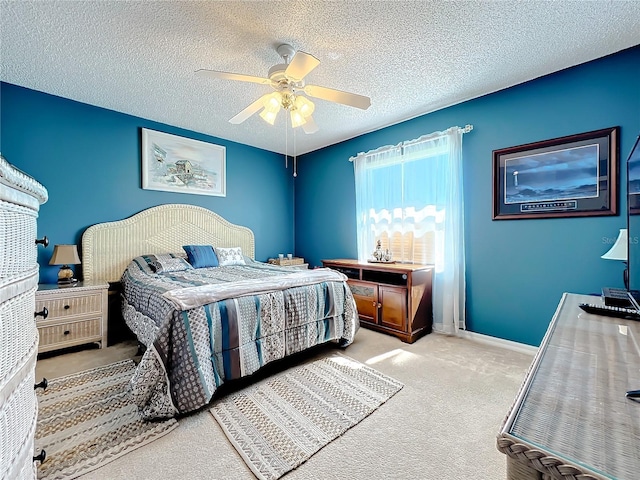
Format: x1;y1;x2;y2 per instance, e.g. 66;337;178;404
57;265;78;286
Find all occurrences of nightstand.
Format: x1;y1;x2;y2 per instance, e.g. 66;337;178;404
35;281;109;353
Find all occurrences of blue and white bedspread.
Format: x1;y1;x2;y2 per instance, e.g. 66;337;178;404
121;255;359;419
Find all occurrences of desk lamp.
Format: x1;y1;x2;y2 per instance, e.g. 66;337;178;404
601;228;628;289
49;244;81;285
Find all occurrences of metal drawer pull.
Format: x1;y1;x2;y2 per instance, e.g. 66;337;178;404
63;330;70;335
34;378;48;391
34;307;48;319
33;449;46;464
35;236;49;247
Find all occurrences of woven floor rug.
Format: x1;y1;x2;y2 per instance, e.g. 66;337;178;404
210;354;404;480
35;359;178;480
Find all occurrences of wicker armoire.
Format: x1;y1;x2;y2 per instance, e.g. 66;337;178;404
0;155;49;479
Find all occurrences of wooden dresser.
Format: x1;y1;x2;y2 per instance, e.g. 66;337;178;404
498;293;640;480
322;259;433;343
0;155;49;480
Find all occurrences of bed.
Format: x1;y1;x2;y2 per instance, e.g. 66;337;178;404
81;204;359;419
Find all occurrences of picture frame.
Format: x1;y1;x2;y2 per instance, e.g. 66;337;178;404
627;135;640;215
141;128;226;197
492;127;619;220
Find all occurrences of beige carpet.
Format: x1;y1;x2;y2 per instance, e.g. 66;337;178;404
35;328;535;479
35;359;178;480
211;355;403;480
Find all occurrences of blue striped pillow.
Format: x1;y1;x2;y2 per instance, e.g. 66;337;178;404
182;245;219;268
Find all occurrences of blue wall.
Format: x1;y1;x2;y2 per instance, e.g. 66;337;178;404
2;47;639;346
1;83;295;284
295;46;640;346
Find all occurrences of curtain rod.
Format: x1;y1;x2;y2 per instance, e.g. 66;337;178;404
349;124;473;162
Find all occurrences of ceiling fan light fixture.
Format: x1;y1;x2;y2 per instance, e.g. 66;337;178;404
259;108;278;125
263;92;282;111
198;43;371;135
258;92;282;125
294;95;315;117
290;108;307;128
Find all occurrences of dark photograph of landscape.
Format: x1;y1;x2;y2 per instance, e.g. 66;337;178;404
627;137;640;212
504;144;599;205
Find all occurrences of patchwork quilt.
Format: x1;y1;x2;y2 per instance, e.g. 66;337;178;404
121;255;359;419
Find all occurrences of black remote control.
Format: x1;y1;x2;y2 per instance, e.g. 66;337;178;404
579;303;640;321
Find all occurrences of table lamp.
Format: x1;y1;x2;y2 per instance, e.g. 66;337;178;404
601;228;628;289
49;244;81;285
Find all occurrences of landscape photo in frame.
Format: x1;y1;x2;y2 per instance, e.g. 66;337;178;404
141;128;226;197
492;127;618;220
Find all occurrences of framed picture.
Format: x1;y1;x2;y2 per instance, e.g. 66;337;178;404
627;135;640;214
492;127;619;220
141;128;226;197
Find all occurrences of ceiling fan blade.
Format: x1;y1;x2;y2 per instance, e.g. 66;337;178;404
301;115;319;134
304;84;371;110
284;51;320;81
229;94;270;124
195;69;271;85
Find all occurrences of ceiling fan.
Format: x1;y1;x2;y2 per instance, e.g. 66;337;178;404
195;44;371;134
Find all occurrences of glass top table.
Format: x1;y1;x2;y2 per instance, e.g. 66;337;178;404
498;293;640;480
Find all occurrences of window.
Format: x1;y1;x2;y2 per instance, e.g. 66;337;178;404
351;126;467;334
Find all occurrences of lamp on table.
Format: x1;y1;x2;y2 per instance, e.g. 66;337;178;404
49;244;81;286
601;228;628;289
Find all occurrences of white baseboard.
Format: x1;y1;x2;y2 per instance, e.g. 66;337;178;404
459;330;538;356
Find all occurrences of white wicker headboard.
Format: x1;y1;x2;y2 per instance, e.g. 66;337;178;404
81;203;255;283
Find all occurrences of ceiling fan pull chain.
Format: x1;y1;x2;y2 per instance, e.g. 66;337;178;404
293;127;297;177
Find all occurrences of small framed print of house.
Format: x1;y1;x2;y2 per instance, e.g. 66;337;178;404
141;128;226;197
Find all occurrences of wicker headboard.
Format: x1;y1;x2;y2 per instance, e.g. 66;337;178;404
81;203;255;283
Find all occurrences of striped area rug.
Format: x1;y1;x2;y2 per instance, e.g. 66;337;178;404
210;354;403;480
35;359;178;479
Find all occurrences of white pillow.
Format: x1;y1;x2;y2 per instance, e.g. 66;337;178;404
214;247;246;266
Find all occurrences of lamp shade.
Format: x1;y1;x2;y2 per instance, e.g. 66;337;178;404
601;229;627;261
49;244;81;265
290;109;307;128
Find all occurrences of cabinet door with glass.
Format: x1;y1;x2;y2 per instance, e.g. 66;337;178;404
348;279;378;324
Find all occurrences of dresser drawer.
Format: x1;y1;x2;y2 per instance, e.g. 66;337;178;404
0;287;38;385
36;290;103;320
0;357;38;480
0;200;39;279
37;317;103;352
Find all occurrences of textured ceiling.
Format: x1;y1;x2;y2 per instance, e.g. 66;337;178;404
2;1;640;155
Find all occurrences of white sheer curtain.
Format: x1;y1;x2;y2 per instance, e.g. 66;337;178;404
352;126;466;334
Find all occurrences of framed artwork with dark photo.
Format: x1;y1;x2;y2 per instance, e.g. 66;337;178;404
492;127;619;220
627;135;640;214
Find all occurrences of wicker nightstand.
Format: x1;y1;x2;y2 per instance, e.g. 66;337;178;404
35;281;108;353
